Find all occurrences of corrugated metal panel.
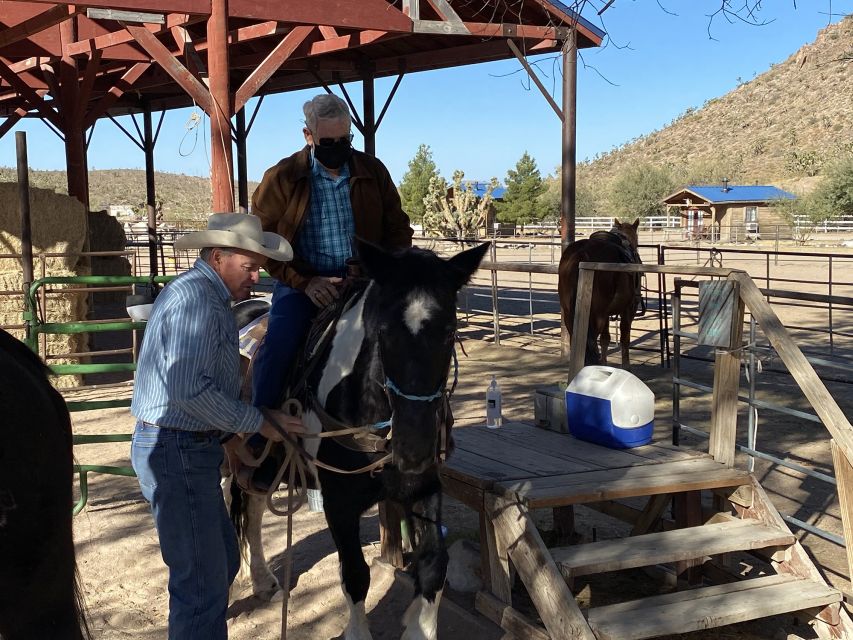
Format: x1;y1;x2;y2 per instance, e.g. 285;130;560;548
686;185;796;204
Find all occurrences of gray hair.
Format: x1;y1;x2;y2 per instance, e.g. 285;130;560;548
199;246;234;262
303;94;351;133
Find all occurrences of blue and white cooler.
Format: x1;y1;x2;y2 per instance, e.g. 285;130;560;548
566;366;655;449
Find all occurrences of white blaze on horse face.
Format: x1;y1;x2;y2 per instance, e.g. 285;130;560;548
318;284;371;406
404;290;438;336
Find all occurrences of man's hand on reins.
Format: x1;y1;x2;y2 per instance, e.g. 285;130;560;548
260;410;305;441
305;276;342;308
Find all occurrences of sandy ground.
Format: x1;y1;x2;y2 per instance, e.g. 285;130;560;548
62;237;853;639
70;335;851;640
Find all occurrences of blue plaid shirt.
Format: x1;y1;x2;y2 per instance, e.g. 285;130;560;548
131;258;263;434
296;160;355;275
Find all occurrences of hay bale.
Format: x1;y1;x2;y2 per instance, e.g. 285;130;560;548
0;182;87;273
89;210;132;302
0;182;90;387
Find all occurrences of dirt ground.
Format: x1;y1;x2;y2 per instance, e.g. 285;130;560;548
70;334;851;640
62;237;853;639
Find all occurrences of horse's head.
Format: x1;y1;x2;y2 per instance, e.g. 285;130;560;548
358;240;489;474
612;218;640;248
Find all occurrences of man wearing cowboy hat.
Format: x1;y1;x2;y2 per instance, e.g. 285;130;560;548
130;213;304;640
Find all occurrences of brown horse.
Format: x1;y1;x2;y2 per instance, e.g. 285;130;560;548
558;218;641;369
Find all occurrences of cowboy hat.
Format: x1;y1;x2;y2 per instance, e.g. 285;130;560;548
175;213;293;262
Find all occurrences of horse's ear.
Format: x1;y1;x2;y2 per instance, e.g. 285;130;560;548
614;218;621;225
355;238;394;283
447;242;490;290
632;218;640;230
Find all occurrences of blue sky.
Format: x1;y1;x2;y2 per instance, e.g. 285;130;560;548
1;1;850;187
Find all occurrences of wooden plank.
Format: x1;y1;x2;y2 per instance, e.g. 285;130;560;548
708;275;744;467
831;439;853;590
0;58;61;126
233;25;314;111
443;448;533;484
483;511;512;604
507;39;562;120
552;519;795;578
475;591;551;640
82;62;150;129
631;493;671;535
0;4;76;49
567;266;593;382
502;457;730;495
227;0;412;32
124;24;213;114
579;261;740;277
440;472;483;511
698;280;739;348
588;574;840;640
734;272;853;464
487;494;596;640
516;467;751;509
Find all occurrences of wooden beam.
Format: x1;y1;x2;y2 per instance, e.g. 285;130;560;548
19;0;210;15
82;61;150;128
734;272;853;464
227;0;412;32
170;25;207;82
507;39;562;121
487;494;596;640
77;49;103;122
124;24;213;114
0;110;24;139
234;25;314;112
65;14;196;56
0;57;60;126
831;440;853;589
567;266;593;382
708;277;744;467
0;4;77;50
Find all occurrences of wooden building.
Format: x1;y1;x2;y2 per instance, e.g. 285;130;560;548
662;182;795;241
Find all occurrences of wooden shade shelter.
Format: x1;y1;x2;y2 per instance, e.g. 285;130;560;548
0;0;603;242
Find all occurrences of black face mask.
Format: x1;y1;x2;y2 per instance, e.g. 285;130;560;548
312;140;353;170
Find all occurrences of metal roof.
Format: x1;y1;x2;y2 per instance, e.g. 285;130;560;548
663;185;796;205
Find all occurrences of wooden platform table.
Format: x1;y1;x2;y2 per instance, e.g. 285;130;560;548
440;421;752;640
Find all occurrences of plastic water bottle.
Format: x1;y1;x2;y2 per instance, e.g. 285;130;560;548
486;375;502;429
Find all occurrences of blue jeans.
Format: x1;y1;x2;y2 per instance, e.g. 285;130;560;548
251;282;317;409
131;422;239;640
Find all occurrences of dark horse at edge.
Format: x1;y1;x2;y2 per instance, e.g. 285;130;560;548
558;218;641;368
230;240;489;640
0;329;91;640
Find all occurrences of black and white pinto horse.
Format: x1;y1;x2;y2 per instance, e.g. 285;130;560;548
0;329;91;640
228;240;489;640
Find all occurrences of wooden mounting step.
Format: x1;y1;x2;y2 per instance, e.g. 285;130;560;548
587;574;842;640
552;518;795;579
499;457;751;508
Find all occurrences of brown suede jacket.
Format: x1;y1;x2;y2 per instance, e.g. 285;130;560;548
251;146;413;289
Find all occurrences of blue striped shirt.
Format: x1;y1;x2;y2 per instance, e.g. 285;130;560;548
131;258;263;433
296;159;355;275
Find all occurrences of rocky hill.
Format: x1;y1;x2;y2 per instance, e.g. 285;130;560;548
0;167;258;221
580;16;853;195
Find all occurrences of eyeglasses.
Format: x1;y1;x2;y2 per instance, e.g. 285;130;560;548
313;132;354;147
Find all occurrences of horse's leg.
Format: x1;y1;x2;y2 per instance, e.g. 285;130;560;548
597;314;611;366
620;313;632;370
221;475;282;601
244;493;283;600
401;490;448;640
327;506;373;640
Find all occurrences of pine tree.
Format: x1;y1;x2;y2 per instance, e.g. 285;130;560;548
398;144;439;223
497;151;545;226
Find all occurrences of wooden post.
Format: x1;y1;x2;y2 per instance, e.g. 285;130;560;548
708;276;744;467
59;19;89;209
567;264;593;383
361;60;376;157
560;28;577;247
207;0;234;212
235;108;249;213
16;132;34;314
143;101;158;277
830;440;853;588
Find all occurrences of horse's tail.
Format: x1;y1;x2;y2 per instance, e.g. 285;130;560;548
229;479;249;557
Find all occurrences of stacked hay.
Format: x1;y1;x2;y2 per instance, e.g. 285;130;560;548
0;182;89;387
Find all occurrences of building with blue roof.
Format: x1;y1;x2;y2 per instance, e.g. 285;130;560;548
661;181;796;241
